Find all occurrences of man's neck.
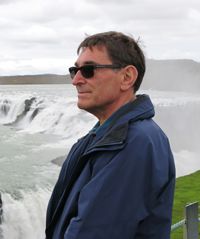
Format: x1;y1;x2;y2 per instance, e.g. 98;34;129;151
98;95;136;125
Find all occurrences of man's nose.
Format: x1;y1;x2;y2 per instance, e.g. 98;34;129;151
72;70;86;85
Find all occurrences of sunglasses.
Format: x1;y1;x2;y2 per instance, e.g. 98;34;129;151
68;64;122;79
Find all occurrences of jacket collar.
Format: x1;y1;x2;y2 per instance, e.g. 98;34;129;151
86;94;154;152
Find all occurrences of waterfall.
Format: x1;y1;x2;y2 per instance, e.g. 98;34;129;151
0;85;200;238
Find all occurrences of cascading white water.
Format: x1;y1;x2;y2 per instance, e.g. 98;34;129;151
0;84;200;239
0;96;27;125
0;188;51;239
0;87;96;137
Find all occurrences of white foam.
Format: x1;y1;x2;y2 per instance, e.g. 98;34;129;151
0;188;52;239
0;94;28;124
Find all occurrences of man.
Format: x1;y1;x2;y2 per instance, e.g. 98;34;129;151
46;31;175;239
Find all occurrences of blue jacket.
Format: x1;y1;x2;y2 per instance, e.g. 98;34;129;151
46;95;175;239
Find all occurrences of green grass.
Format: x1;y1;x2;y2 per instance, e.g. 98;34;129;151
171;170;200;239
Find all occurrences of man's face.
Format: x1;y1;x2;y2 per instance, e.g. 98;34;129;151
72;46;126;122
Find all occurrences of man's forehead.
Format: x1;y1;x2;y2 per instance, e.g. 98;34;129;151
75;46;111;66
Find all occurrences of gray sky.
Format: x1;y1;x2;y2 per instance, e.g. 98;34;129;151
0;0;200;75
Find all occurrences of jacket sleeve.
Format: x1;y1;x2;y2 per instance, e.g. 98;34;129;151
64;130;175;239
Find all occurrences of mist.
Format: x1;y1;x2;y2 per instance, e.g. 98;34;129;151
143;59;200;93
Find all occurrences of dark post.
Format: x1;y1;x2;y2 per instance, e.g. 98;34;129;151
183;202;199;239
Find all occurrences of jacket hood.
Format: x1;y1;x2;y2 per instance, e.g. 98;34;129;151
116;94;155;124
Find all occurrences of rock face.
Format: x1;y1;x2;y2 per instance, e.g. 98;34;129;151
51;155;66;166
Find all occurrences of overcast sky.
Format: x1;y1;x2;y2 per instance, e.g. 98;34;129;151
0;0;200;76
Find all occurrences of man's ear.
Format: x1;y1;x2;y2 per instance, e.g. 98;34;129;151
121;65;138;91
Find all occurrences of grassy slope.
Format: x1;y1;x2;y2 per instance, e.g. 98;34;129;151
171;170;200;239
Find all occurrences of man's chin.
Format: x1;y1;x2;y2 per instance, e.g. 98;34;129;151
77;102;88;110
77;102;96;114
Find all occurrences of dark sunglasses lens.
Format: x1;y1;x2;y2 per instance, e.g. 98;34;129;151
69;67;78;79
69;65;95;79
80;65;94;78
